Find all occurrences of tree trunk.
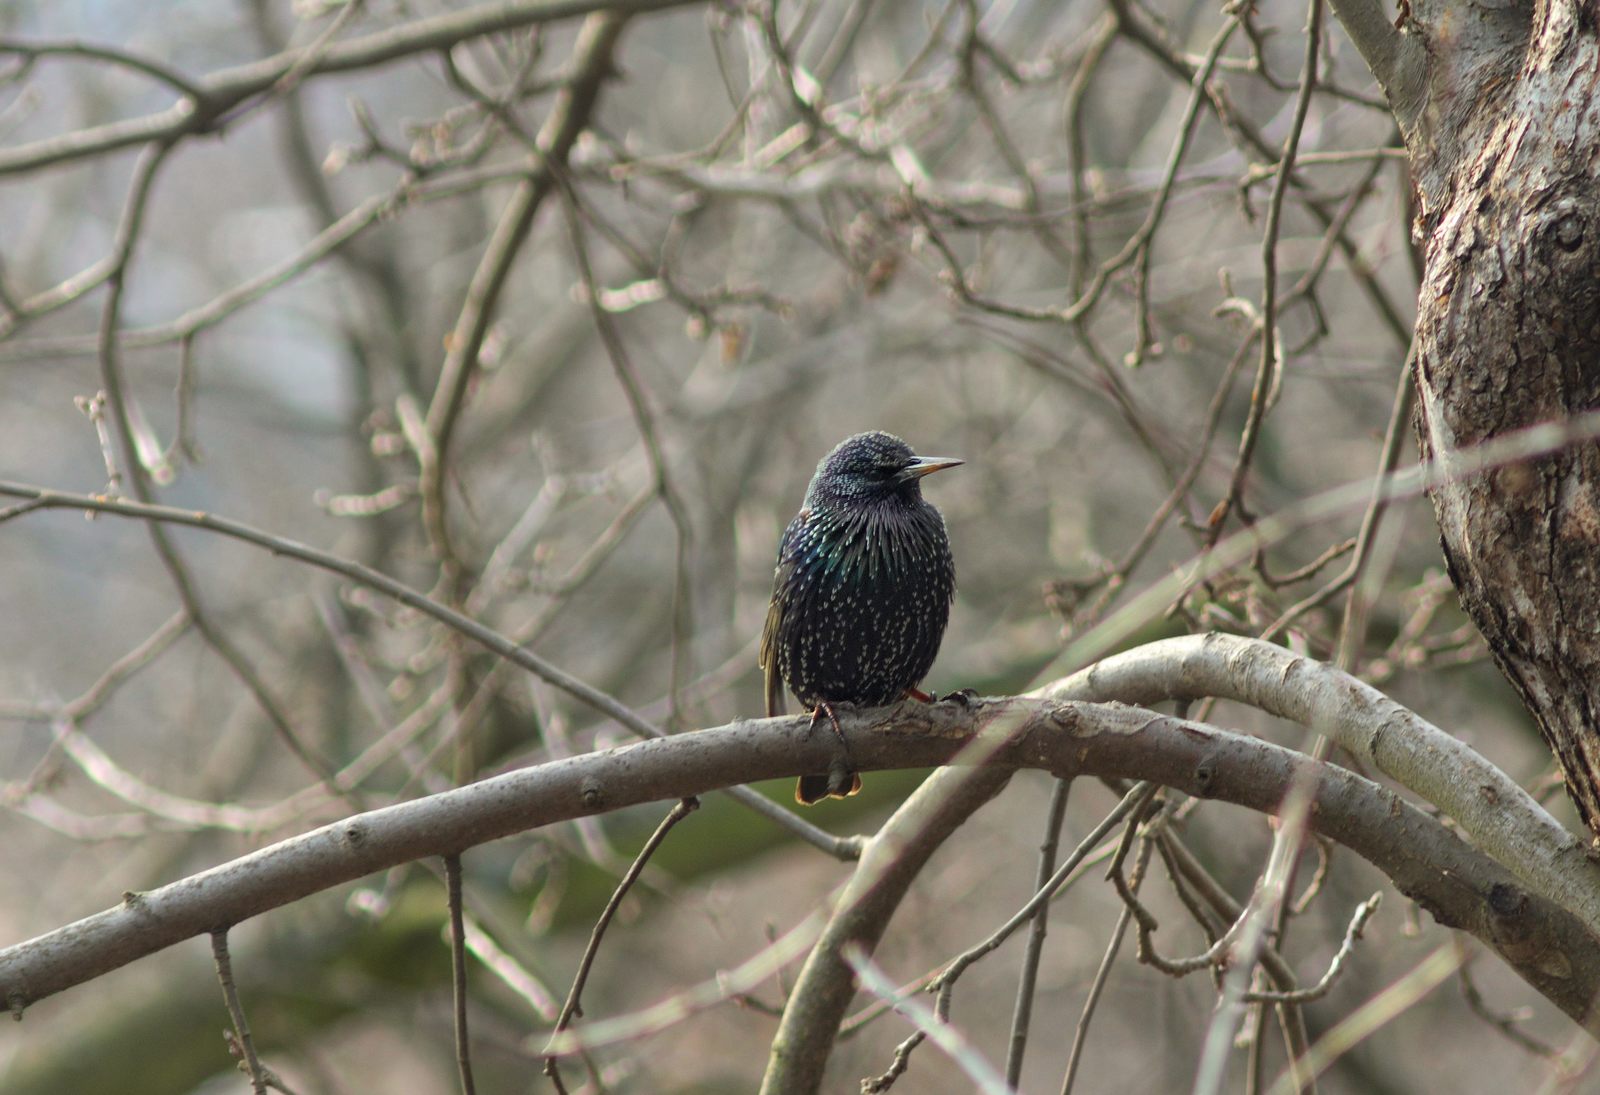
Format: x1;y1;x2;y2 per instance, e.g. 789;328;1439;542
1347;0;1600;835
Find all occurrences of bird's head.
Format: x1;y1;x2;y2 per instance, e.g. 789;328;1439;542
805;431;962;511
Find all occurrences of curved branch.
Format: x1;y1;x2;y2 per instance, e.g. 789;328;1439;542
760;766;1013;1094
0;40;206;101
2;697;1596;1033
1044;632;1600;938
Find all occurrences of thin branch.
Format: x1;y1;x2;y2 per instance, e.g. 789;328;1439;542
931;783;1158;1016
2;609;188;728
1456;945;1561;1059
443;854;478;1095
844;945;1013;1095
1060;834;1151;1095
1024;407;1600;706
423;11;630;586
556;175;696;725
211;930;270;1095
1264;945;1464;1095
544;907;830;1058
1153;826;1313;1071
93;142;340;793
1193;770;1319;1095
1243;894;1381;1004
1209;0;1326;539
0;0;701;176
1004;777;1072;1087
869;781;1156;1089
460;913;559;1021
544;796;699;1084
0;39;207;100
1111;0;1414;349
766;764;1015;1094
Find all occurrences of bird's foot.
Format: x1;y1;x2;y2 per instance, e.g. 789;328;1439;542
904;686;934;704
798;702;862;805
935;688;979;707
808;700;847;746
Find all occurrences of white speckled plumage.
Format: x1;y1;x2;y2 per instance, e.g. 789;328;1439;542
759;432;959;803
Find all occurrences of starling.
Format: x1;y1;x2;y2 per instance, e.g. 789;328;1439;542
760;431;960;805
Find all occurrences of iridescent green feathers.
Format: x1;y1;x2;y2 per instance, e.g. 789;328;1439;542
760;432;960;804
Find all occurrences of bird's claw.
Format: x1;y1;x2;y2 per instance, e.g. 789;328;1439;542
936;687;979;707
808;701;848;747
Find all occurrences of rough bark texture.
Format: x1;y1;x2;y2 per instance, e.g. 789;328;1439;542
1407;0;1600;836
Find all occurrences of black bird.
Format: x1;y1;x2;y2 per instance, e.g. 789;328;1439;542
760;431;960;804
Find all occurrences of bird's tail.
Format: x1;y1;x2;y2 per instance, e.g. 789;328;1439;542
795;765;863;806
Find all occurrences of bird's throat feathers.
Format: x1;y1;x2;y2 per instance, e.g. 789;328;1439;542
798;494;938;586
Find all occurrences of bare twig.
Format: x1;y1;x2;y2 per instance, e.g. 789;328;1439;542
0;0;700;176
423;12;631;585
444;854;478;1095
556;175;696;725
1208;0;1327;540
0;39;207;101
211;930;270;1095
845;945;1013;1095
766;764;1015;1094
1264;945;1464;1095
93;141;339;792
1004;777;1072;1087
544;796;700;1083
1242;894;1381;1005
1060;834;1151;1095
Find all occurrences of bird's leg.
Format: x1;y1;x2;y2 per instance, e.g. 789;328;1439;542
903;686;934;704
809;700;847;747
804;701;861;800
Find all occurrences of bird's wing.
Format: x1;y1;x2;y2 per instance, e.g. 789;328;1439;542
760;594;785;718
759;514;804;718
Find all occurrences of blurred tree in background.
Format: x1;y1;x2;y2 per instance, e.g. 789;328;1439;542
2;0;1599;1092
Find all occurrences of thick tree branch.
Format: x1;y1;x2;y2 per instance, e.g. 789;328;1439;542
1324;0;1426;136
2;696;1596;1032
1044;633;1600;938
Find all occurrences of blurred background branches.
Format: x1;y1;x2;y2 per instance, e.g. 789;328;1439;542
0;0;1577;1091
